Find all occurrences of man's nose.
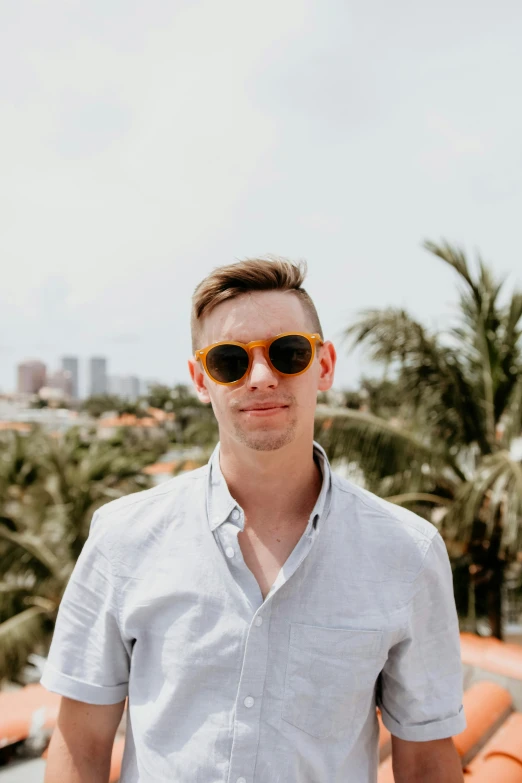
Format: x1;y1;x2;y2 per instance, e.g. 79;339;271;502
246;347;279;390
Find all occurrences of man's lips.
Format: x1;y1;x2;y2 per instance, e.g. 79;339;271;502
239;403;289;411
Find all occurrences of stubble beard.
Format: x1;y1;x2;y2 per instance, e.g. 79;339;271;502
232;405;298;452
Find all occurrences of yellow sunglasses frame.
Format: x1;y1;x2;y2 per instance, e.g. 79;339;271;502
195;332;324;386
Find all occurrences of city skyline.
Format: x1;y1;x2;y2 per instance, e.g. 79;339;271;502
11;354;163;400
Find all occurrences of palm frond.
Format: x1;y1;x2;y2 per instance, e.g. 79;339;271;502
0;606;49;682
494;292;522;422
314;405;465;490
343;305;491;453
441;451;522;556
0;524;62;578
343;308;431;366
423;240;476;292
504;292;522;345
384;493;453;507
500;377;522;447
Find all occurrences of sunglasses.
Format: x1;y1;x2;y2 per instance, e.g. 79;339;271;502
195;332;323;386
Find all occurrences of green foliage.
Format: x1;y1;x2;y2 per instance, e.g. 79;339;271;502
146;383;218;447
0;427;160;683
80;384;218;446
81;394;127;418
146;383;206;413
320;239;522;560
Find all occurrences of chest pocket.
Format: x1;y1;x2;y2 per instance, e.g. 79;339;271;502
281;623;383;739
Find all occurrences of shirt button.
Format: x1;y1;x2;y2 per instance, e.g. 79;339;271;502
254;616;263;626
225;547;235;558
237;778;246;783
231;508;240;521
244;696;254;708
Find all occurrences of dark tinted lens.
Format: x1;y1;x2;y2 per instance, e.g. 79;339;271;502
206;344;249;383
269;335;312;375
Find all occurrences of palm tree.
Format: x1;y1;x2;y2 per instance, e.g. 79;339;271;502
315;240;522;638
0;427;160;682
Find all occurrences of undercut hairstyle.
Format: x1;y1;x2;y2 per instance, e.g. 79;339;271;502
191;257;323;351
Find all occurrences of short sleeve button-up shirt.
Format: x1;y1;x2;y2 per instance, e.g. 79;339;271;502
41;441;466;782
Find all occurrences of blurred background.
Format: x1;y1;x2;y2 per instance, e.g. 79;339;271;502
1;1;522;780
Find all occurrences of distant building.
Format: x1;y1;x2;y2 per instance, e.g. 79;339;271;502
121;375;140;401
108;375;141;401
107;375;120;397
46;369;73;399
17;360;47;394
89;357;107;396
62;356;79;398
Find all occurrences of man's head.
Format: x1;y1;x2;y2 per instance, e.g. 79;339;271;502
188;257;336;452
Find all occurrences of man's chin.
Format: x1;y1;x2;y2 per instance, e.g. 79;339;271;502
234;426;295;452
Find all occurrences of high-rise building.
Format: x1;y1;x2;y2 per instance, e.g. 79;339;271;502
62;356;79;399
17;360;47;394
89;357;107;396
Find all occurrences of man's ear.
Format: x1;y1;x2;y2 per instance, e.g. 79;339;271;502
188;358;212;404
317;341;336;392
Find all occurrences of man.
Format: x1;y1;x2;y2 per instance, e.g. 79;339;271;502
42;258;466;782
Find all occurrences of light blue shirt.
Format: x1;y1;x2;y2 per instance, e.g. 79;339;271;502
41;441;466;782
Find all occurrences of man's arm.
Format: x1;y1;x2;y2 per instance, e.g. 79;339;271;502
392;736;464;783
44;697;126;783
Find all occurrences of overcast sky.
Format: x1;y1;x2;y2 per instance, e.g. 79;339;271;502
1;0;521;396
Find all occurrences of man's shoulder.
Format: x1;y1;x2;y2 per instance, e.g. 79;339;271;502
330;471;439;578
90;465;208;560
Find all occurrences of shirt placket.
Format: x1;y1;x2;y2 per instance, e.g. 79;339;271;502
224;529;316;783
216;517;265;611
207;444;331;783
225;597;272;783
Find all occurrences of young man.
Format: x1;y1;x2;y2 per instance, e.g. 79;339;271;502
42;258;466;782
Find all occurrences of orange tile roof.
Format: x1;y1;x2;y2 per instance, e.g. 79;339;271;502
464;713;522;781
453;681;513;766
98;414;156;428
460;632;522;680
0;684;60;748
142;461;177;475
142;459;201;476
147;407;175;422
0;421;31;432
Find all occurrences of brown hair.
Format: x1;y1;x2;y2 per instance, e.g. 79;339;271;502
191;256;323;351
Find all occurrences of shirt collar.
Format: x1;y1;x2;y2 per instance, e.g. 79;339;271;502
206;440;332;534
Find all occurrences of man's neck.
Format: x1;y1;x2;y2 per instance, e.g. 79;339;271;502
218;432;322;527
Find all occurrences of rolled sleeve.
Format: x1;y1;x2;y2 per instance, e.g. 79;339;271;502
41;510;130;705
377;532;467;741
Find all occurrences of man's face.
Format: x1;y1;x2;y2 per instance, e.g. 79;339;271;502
189;290;336;452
